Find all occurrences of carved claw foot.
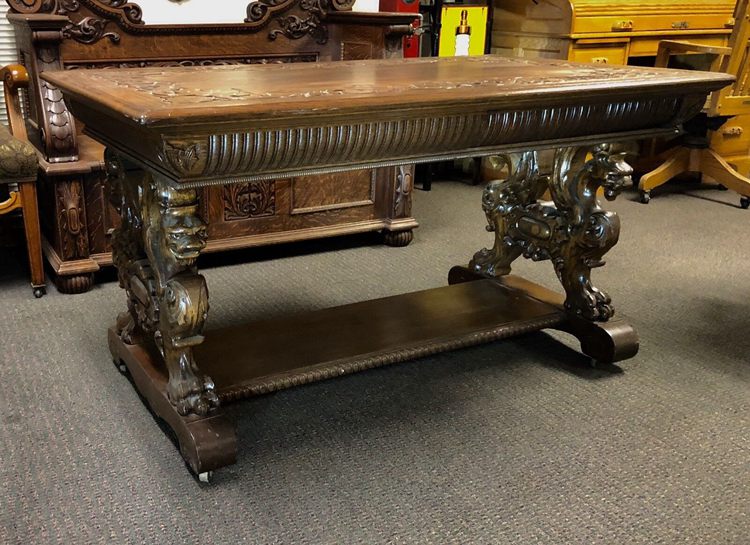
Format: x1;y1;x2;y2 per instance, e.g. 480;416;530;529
469;246;514;278
168;375;220;417
565;282;614;321
115;311;137;344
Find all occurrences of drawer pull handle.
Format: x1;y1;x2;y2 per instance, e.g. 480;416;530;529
672;21;690;30
591;57;609;64
612;20;633;31
722;126;743;137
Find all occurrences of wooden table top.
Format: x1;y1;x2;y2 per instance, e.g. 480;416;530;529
41;55;734;185
43;55;732;128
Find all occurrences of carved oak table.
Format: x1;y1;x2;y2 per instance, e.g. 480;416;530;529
43;56;731;480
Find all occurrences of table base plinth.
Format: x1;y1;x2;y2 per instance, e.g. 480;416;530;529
108;271;638;478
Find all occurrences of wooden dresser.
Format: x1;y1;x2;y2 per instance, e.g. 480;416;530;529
491;0;736;63
5;0;417;293
490;1;750;177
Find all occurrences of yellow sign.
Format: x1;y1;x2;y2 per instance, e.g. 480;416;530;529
438;6;488;57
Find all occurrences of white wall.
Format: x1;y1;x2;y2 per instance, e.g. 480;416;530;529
137;0;377;25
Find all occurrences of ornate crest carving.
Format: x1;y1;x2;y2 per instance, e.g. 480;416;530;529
245;0;356;43
223;181;276;221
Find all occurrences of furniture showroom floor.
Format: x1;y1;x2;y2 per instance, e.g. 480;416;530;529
1;180;748;544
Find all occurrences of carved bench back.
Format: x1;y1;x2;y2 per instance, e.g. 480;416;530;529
6;0;386;161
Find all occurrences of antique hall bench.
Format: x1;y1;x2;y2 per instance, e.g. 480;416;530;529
3;0;417;293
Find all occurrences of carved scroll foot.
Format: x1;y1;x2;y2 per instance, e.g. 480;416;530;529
553;315;639;366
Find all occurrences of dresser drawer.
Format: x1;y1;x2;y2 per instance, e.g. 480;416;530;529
570;43;628;65
571;1;735;35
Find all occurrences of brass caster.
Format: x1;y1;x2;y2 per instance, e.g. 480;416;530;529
383;229;414;247
113;358;128;375
639;191;651;204
741;196;750;209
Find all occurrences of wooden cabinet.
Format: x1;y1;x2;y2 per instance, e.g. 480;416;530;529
491;0;736;61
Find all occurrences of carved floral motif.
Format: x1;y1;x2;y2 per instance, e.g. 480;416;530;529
62;16;121;44
223;181;276;221
64;55;318;70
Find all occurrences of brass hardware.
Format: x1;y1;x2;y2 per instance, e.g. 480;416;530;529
671;21;690;30
725;17;736;28
611;20;634;31
721;126;744;137
591;57;609;64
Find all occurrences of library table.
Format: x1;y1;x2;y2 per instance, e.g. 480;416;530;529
43;56;731;480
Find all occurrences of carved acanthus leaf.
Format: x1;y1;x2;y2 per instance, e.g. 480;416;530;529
223;182;276;221
63;16;121;44
162;141;206;176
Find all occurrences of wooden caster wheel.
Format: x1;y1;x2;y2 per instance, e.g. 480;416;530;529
639;191;651;204
55;273;94;294
383;230;413;247
741;196;750;209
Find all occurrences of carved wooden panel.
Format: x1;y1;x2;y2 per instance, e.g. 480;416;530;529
341;41;373;61
223;181;276;221
63;54;319;70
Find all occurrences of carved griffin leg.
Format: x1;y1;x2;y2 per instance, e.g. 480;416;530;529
141;174;218;416
106;149;155;345
468;145;632;322
469;151;549;277
108;148;218;416
547;145;631;320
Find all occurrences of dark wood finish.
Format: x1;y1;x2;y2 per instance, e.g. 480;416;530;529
45;55;727;479
4;0;418;292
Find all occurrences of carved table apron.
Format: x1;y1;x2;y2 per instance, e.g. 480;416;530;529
43;56;732;480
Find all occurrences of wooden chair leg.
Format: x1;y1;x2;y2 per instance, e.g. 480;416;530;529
18;180;45;297
699;148;750;201
638;147;691;192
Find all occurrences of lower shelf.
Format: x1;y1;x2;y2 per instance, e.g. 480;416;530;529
116;278;566;404
109;272;638;476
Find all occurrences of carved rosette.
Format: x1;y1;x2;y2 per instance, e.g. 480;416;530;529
470;144;632;321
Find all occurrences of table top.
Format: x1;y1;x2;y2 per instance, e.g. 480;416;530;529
41;55;734;185
43;55;732;128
